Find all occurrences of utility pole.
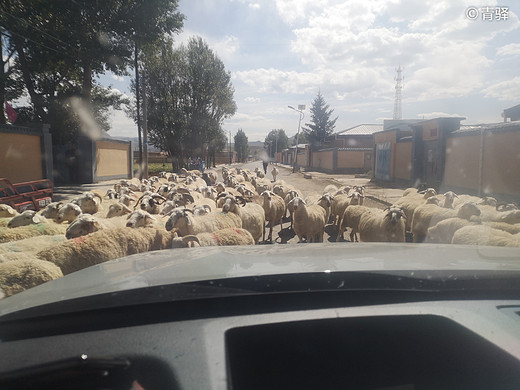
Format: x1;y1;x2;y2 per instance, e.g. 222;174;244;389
229;130;232;164
288;105;305;173
135;42;142;179
142;69;148;179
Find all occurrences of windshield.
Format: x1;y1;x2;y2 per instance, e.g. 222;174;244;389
0;0;519;308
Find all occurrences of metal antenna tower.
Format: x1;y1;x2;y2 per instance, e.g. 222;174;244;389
393;65;403;120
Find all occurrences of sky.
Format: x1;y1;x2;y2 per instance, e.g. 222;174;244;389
104;0;520;142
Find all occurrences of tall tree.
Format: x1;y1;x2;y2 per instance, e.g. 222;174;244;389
0;0;183;141
137;36;236;170
234;129;249;163
302;92;338;147
264;129;289;158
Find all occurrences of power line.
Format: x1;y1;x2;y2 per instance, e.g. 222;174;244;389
6;29;61;54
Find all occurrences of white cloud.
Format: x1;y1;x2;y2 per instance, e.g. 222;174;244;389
496;43;520;57
111;75;125;82
248;3;261;10
244;97;260;103
482;76;520;101
416;111;465;119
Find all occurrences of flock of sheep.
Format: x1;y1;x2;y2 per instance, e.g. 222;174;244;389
1;164;519;299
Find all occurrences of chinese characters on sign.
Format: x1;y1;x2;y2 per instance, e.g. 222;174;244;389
466;6;509;21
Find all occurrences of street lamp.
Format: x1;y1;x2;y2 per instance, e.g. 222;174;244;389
288;105;305;173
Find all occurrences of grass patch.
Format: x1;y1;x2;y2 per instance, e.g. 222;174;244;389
133;162;173;175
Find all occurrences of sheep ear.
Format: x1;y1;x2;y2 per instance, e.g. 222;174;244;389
32;215;42;224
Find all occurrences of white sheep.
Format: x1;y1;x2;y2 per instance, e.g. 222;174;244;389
395;188;438;231
0;223;67;244
72;191;103;214
284;190;300;228
55;202;83;223
425;218;478;244
126;210;159;228
330;191;364;227
412;201;481;243
0;204;18;218
260;190;285;243
165;208;242;237
39;201;63;219
134;193;167;214
221;195;265;244
7;210;44;228
451;225;520;247
0;258;63;298
358;205;406;243
37;227;177;275
288;197;326;243
336;205;375;242
106;202;133;218
171;228;255;248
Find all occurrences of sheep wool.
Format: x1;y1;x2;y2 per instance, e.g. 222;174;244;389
37;227;177;275
173;228;255;248
0;259;63;297
0;223;67;244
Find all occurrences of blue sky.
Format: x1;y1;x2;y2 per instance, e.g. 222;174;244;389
105;0;520;142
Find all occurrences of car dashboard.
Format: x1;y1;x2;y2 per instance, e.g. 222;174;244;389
0;244;520;389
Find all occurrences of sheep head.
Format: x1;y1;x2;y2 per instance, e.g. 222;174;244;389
165;208;192;231
419;188;438;198
0;204;18;218
7;210;42;228
56;203;82;223
126;210;157;228
106;203;132;218
457;202;481;220
384;206;406;225
66;215;102;239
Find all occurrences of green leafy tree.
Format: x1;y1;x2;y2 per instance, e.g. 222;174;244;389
302;92;338;147
0;0;183;140
234;129;249;163
136;36;236;170
291;131;308;146
264;129;289;158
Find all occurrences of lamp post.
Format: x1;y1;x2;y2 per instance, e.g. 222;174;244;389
288;105;305;173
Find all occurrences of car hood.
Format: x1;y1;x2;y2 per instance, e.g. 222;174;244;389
1;243;520;316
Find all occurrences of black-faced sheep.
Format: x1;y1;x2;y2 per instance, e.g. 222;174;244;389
358;205;406;243
171;227;255;248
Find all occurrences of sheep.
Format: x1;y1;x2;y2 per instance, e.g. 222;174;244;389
134;193;167;214
0;223;67;244
336;205;375;242
0;259;63;297
412;201;481;243
271;166;279;182
165;208;242;237
305;193;334;226
39;201;63;220
358;205;406;243
284;190;301;228
221;195;265;244
451;225;520;247
171;228;255;248
66;214;134;239
0;204;18;218
106;202;133;218
330;191;364;227
72;191;103;214
56;202;83;223
288;197;326;243
37;227;177;275
425;218;479;244
442;191;459;208
0;234;67;257
193;204;212;216
7;210;45;228
126;210;160;228
394;188;438;231
260;190;285;243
